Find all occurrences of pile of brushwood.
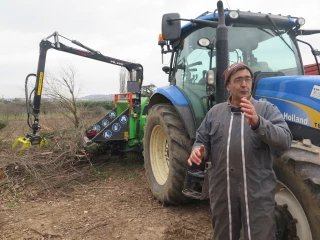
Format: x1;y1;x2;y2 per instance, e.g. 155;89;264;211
0;128;124;204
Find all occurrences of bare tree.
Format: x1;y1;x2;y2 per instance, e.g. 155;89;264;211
141;84;157;97
44;64;82;128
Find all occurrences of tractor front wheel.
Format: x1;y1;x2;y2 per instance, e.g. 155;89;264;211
143;104;192;205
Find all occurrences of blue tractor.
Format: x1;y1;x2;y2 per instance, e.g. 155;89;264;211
143;1;320;239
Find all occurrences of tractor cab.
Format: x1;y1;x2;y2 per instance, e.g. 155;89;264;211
159;10;320;127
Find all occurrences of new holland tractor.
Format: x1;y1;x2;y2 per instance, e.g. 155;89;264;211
143;1;320;239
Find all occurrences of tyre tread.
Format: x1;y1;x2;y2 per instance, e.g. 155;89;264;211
144;104;192;205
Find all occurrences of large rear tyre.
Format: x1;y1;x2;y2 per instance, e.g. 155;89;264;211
274;152;320;239
143;104;192;205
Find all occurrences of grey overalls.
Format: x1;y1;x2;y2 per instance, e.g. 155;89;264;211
193;98;292;240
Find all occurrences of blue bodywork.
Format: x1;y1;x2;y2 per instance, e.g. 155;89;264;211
254;76;320;129
153;86;189;107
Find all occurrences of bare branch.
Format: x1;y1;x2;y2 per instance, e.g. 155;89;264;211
43;64;82;128
141;83;157;97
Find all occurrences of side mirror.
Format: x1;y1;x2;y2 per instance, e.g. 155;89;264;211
162;66;170;74
162;13;181;41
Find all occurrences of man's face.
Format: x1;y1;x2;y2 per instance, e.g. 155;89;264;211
226;69;252;101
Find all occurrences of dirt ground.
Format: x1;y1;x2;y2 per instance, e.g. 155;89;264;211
0;153;213;240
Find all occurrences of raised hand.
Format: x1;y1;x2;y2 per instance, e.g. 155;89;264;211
240;97;259;128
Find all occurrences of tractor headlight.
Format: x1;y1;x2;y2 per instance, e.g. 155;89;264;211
197;38;211;47
207;70;215;85
297;17;306;26
228;11;239;19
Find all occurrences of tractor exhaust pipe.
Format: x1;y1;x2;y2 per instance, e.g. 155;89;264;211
181;1;230;200
215;0;229;103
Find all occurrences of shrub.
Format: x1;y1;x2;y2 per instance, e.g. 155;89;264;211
0;120;8;130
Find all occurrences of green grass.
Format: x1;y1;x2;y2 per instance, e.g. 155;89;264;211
91;153;143;180
93;166;113;180
4;192;21;208
0;114;26;121
0;120;8;129
121;171;140;179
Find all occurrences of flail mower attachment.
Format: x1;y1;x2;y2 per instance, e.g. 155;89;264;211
12;133;48;152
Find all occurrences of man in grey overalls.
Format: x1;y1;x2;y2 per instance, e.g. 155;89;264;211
188;62;292;240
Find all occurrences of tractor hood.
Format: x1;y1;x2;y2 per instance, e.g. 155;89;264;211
254;75;320;130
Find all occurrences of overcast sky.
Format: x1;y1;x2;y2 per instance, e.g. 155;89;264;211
1;0;319;99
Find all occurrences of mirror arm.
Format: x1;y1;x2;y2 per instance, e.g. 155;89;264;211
167;18;218;28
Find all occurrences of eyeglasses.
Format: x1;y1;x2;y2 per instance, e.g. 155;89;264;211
232;76;253;85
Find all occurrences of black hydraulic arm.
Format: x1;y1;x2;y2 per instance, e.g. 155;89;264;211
33;41;51;116
30;32;144;134
51;40;143;73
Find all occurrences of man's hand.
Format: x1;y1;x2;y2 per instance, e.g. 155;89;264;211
240;97;259;128
187;145;205;166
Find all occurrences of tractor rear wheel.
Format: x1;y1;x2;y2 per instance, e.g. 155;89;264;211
274;151;320;239
143;104;192;205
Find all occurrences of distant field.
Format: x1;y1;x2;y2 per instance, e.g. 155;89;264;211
0;100;113;142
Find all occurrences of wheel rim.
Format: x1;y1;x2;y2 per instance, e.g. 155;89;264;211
150;125;169;185
275;181;312;239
